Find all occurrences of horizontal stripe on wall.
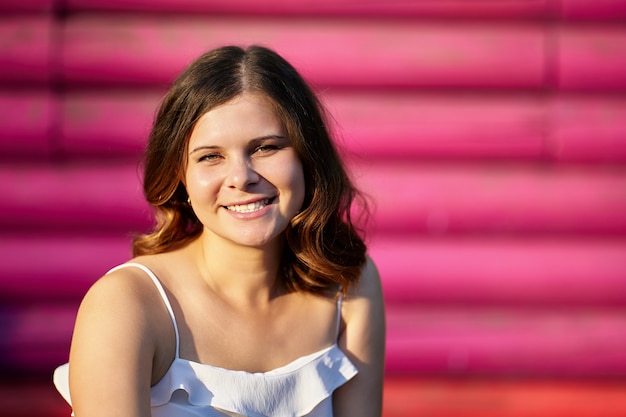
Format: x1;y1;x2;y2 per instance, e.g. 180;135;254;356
61;0;550;18
2;235;625;306
3;0;619;22
2;303;625;376
61;17;546;89
371;236;626;306
0;16;54;84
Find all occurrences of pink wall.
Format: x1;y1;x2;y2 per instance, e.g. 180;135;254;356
0;1;625;415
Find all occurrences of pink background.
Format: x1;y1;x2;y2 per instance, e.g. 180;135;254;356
1;0;625;415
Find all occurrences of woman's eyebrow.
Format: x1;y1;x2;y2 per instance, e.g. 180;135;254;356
188;145;220;155
249;134;287;143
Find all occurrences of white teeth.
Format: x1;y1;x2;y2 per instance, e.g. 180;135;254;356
226;199;271;213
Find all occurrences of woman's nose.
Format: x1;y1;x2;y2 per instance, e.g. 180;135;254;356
225;158;260;189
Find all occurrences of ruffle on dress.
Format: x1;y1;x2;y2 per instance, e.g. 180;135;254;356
151;344;356;417
53;344;357;417
53;363;71;405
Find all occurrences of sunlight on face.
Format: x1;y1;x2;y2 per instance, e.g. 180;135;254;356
185;92;305;249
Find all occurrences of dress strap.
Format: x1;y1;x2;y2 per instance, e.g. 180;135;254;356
107;262;180;357
335;293;344;341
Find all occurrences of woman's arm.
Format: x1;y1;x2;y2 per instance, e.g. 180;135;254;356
334;255;386;417
68;269;166;417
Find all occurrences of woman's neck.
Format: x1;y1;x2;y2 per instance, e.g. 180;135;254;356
190;231;286;309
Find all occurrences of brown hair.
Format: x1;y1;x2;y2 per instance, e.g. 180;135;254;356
133;45;368;294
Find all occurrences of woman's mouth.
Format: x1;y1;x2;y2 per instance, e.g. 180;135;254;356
225;198;274;213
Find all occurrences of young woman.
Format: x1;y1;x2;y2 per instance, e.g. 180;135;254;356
54;45;385;417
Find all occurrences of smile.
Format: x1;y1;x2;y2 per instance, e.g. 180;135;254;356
225;198;273;213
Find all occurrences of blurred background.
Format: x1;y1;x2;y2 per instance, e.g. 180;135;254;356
1;0;626;416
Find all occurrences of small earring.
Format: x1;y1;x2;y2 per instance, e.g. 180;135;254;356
187;197;191;205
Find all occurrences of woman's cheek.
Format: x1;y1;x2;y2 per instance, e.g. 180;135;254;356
186;168;220;204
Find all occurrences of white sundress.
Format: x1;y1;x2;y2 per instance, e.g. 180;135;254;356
53;262;357;417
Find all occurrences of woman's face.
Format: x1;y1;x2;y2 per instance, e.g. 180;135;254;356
185;92;305;249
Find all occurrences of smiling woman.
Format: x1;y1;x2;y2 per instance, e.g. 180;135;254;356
185;93;305;250
53;45;385;417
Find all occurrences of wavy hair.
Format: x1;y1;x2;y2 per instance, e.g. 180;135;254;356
133;45;368;294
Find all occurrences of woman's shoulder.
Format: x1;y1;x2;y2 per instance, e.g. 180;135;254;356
341;254;384;325
67;256;177;411
70;256;176;372
77;255;173;332
89;257;156;296
332;257;385;417
349;254;382;298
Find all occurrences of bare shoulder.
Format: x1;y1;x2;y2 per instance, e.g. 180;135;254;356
77;262;164;328
343;254;384;312
334;254;385;417
68;261;173;415
340;255;385;352
70;263;168;363
72;259;175;363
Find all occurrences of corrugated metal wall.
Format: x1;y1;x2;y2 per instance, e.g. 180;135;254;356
1;1;625;415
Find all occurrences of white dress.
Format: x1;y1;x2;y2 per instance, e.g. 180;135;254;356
53;263;357;417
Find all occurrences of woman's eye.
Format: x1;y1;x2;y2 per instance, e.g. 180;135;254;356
254;144;280;154
198;153;221;162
